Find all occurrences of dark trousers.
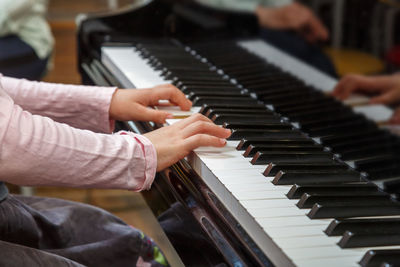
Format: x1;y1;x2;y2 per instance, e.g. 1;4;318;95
260;28;338;78
0;35;49;80
0;195;168;267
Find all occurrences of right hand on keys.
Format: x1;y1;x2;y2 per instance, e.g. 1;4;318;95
144;113;232;171
332;74;400;105
332;74;400;124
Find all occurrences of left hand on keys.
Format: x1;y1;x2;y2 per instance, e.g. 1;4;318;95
109;84;192;123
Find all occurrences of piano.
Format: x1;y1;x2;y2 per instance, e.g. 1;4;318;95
77;1;400;266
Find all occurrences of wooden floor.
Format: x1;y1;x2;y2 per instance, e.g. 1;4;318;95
27;1;183;266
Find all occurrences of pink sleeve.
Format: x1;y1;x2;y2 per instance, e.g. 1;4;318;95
0;75;117;133
0;87;157;191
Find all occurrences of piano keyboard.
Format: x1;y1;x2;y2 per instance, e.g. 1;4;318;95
101;39;400;267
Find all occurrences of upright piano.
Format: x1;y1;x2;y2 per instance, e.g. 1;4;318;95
77;0;400;266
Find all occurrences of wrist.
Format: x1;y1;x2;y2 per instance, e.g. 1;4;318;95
109;88;121;120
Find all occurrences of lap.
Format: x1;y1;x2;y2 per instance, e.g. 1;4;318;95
0;194;168;267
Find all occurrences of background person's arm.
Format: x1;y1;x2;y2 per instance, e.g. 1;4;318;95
194;0;292;13
0;0;35;36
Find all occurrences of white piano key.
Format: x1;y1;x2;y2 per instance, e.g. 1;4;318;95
227;183;289;192
285;246;364;260
248;207;307;218
232;190;288;201
264;225;326;238
343;94;370;106
202;159;266;171
353;104;393;123
102;46;171;88
217;175;270;186
255;215;330;228
156;106;194;118
275;235;342;249
211;169;268;179
241;198;298;209
296;257;360;267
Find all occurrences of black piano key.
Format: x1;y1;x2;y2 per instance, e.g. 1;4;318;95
382;178;400;194
209;112;282;123
274;170;364;186
187;91;248;101
251;151;335;165
181;85;240;93
206;108;273;118
259;91;323;104
287;184;378;199
338;231;400;248
192;96;259;106
229;129;304;141
307;121;374;138
244;80;298;90
367;166;400;180
252;86;310;98
352;154;399;168
288;107;355;122
222;122;291;131
239;77;295;87
199;103;266;114
176;81;234;89
355;155;400;170
331;135;394;153
236;137;314;151
360;249;400;267
297;194;392;209
292;115;364;133
298;114;366;131
162;70;220;79
265;163;348;177
227;72;278;82
213;114;282;125
276;97;342;111
169;74;227;82
339;146;399;162
271;97;337;111
275;98;341;113
325;218;400;236
244;144;323;157
307;204;400;219
320;129;382;146
181;87;242;94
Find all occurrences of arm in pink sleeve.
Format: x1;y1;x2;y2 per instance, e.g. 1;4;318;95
0;75;117;133
0;88;157;191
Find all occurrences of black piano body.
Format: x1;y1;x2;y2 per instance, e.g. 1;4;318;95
77;1;400;266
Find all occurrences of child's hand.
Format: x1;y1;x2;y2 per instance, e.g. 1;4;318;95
144;114;231;171
109;84;192;123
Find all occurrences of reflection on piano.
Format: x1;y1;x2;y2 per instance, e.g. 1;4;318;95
78;1;400;266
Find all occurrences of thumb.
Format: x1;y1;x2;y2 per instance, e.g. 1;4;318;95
135;105;172;123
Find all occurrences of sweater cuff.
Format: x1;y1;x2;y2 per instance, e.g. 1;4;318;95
134;134;157;190
96;86;118;133
118;131;157;191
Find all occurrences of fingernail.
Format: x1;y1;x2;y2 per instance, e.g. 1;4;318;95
166;113;174;119
220;138;227;145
